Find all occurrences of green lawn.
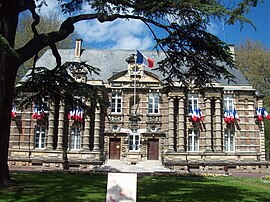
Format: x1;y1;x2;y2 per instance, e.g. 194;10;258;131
0;172;269;202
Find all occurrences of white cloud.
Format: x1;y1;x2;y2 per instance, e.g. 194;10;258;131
112;35;153;50
35;1;155;50
75;19;154;50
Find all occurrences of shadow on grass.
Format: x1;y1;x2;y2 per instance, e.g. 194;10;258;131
1;173;270;202
0;172;107;202
138;176;270;202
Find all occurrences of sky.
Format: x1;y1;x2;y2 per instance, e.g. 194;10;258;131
213;1;270;49
37;0;270;50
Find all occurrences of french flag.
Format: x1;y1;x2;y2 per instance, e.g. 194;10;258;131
32;105;38;119
11;105;16;119
73;109;79;121
263;107;270;120
68;109;75;120
233;108;240;122
191;109;198;122
256;107;263;121
136;50;154;68
197;109;204;122
37;111;45;120
78;108;83;122
224;110;231;123
229;110;235;122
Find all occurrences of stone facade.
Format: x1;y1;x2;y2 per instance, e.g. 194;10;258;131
8;40;269;172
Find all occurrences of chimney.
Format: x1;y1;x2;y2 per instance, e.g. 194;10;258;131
228;44;235;61
75;38;83;59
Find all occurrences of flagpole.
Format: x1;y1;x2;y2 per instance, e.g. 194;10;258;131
134;53;137;116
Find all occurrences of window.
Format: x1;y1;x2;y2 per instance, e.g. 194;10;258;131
111;91;122;113
188;94;198;114
70;127;81;150
35;125;46;149
129;130;140;151
148;92;159;114
224;94;234;111
188;129;199;152
224;129;235;152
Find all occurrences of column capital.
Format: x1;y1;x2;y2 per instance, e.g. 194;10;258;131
168;96;175;102
204;97;212;103
177;96;185;101
215;98;221;103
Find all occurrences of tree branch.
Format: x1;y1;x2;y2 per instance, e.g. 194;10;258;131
15;13;170;66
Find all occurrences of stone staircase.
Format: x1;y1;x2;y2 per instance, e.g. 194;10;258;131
94;160;175;174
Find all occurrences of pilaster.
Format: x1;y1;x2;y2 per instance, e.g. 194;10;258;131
177;97;185;152
214;98;223;152
93;103;100;152
167;97;175;152
47;102;55;149
56;101;65;150
205;98;212;152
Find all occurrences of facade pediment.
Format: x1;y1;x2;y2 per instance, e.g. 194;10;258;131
108;69;163;87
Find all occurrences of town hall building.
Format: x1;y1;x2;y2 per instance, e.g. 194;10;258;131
8;39;269;172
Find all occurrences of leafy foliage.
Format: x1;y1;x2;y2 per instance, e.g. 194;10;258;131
11;0;259;111
14;62;106;115
55;0;260;90
236;40;270;99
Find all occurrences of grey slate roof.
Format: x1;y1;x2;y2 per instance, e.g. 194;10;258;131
33;48;250;85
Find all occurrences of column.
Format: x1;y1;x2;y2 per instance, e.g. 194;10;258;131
177;97;185;152
83;115;90;150
258;99;266;161
93;103;100;152
167;97;175;152
46;102;55;149
205;98;212;152
214;98;222;152
56;101;65;150
28;108;35;150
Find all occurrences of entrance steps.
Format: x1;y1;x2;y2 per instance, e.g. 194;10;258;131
95;159;175;174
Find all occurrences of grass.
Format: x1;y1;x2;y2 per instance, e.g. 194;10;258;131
0;172;270;202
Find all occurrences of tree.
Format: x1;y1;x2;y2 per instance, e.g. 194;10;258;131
235;39;270;159
15;11;78;81
0;0;262;187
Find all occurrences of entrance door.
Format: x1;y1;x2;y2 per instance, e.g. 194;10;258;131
109;138;121;159
147;139;159;160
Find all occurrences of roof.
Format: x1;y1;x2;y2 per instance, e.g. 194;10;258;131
32;48;250;86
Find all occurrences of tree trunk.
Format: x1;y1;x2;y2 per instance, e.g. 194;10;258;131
0;1;19;187
0;57;18;187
